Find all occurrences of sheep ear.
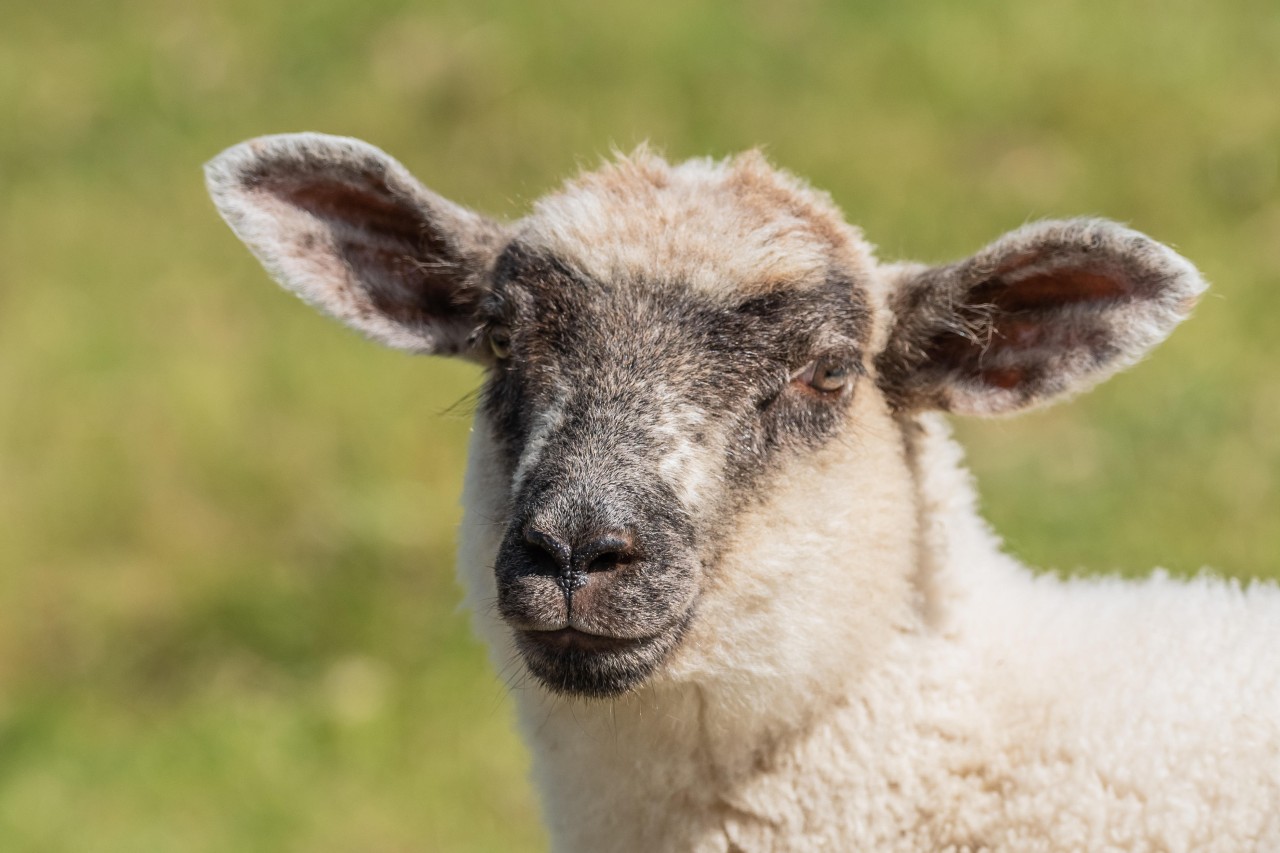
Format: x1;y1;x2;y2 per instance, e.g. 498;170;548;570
875;219;1207;416
205;133;507;357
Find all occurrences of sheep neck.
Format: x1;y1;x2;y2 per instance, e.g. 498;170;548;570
457;403;1001;849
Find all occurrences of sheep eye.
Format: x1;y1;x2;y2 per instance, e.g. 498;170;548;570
794;357;850;394
489;327;512;360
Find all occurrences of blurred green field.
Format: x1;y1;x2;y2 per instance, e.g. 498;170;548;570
1;0;1277;849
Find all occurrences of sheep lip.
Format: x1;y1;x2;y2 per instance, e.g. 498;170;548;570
514;610;694;697
520;627;647;654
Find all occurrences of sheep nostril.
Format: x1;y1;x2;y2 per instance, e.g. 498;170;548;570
523;527;572;575
577;534;638;574
586;551;625;573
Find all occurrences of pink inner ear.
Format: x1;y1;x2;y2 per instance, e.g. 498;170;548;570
981;367;1025;389
265;175;426;246
921;264;1135;396
250;171;465;326
972;267;1131;312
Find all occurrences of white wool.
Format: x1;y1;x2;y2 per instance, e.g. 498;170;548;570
457;407;1280;852
518;147;874;299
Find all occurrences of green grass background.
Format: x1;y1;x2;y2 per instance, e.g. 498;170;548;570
2;0;1277;849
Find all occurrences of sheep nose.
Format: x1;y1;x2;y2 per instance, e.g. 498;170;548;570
523;526;638;580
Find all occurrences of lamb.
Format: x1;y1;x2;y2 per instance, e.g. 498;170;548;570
205;133;1280;852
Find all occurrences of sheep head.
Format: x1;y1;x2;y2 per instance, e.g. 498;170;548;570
206;134;1206;699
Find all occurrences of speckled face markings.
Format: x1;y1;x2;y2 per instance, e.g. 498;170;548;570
467;150;881;698
481;240;872;697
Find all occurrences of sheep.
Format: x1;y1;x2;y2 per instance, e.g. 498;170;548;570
205;133;1280;852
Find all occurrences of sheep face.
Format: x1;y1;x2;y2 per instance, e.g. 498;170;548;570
206;134;1206;700
476;150;887;698
479;242;874;696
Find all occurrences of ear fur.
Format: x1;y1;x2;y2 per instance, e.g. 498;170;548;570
875;219;1207;415
204;133;507;356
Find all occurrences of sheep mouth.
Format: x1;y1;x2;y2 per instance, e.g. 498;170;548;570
513;616;691;698
520;627;648;654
